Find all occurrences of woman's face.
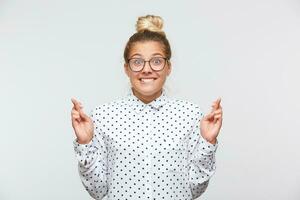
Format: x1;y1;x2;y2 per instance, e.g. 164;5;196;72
124;41;171;101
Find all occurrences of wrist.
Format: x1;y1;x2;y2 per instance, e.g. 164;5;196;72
208;138;217;145
77;137;93;144
203;136;217;145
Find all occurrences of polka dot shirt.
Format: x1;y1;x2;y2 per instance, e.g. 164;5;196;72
73;88;218;200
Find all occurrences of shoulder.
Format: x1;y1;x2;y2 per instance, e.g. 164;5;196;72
167;96;204;120
90;96;128;117
168;96;203;112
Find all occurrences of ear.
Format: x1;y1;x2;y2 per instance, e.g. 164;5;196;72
124;63;130;77
166;61;172;76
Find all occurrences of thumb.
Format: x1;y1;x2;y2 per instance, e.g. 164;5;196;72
79;109;90;121
203;112;214;121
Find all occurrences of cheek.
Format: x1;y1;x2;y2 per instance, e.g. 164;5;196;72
155;75;167;85
159;72;168;81
129;74;140;84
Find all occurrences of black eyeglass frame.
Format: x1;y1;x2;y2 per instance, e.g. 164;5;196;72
126;57;169;72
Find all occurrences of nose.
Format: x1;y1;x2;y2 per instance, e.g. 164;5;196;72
141;61;153;73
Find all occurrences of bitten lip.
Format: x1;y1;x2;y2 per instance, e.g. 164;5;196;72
139;77;157;80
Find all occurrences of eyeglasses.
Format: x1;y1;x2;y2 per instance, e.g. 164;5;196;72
127;57;168;72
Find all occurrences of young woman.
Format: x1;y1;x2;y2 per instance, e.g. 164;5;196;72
71;15;223;200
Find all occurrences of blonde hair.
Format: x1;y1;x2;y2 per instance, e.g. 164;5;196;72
135;15;166;36
123;14;171;62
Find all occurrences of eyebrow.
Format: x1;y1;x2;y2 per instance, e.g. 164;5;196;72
130;53;164;58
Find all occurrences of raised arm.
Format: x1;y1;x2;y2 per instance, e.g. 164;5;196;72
71;98;108;199
188;98;222;199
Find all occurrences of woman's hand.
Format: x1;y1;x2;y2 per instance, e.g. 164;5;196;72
200;98;223;144
71;98;94;144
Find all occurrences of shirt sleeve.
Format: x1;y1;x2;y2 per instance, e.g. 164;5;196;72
73;108;108;200
187;110;218;199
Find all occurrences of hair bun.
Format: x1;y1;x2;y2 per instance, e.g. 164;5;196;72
136;15;165;36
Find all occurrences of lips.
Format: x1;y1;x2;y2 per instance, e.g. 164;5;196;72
139;78;157;83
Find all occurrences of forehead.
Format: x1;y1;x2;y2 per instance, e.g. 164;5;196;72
129;41;165;58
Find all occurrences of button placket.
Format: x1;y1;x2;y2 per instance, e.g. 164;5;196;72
144;105;154;199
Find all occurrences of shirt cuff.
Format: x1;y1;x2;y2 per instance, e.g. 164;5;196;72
199;135;218;154
73;138;95;156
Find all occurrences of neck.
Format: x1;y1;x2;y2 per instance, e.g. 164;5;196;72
132;88;163;104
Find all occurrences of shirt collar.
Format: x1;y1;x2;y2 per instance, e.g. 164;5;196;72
126;87;169;114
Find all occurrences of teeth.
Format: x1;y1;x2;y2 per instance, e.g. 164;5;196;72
141;78;155;83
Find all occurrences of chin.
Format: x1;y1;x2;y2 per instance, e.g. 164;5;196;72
137;88;159;96
133;85;161;96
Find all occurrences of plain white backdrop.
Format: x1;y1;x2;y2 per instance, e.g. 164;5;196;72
1;0;300;199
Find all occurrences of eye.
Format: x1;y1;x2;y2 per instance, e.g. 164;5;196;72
151;57;164;65
131;58;144;66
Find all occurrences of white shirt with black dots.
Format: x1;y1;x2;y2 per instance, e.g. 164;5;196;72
73;88;218;200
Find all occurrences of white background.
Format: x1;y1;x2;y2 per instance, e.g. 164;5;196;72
1;0;299;199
